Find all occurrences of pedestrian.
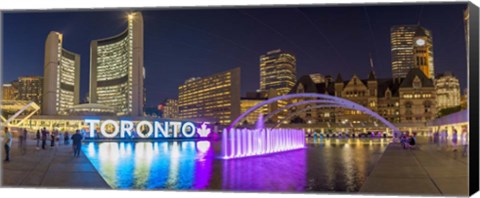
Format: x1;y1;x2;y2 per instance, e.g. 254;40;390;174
18;128;25;152
71;130;83;158
50;129;55;147
64;131;70;145
41;128;48;150
36;129;41;149
20;128;27;154
452;128;458;152
3;127;13;162
461;126;468;156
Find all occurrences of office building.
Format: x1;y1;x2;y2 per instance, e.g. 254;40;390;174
2;84;16;100
259;49;296;95
240;92;268;125
90;12;144;116
11;76;43;106
178;68;240;125
391;25;433;79
163;99;179;119
435;72;461;110
43;31;81;115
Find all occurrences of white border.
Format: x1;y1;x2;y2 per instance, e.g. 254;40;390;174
1;0;479;198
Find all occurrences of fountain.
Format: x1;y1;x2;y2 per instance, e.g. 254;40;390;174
221;128;306;159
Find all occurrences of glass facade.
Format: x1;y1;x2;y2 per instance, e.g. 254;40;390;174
95;31;131;115
57;50;79;115
91;12;143;116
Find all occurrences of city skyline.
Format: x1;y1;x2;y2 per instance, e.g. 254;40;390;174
2;3;468;107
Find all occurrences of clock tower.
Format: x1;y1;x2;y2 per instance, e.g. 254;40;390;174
413;27;434;79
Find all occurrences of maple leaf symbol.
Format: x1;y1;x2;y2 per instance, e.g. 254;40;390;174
197;123;211;137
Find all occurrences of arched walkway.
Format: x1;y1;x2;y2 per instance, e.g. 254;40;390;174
231;93;400;137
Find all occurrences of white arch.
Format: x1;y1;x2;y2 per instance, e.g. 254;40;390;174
231;93;401;137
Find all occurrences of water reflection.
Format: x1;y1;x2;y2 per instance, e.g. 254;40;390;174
222;149;307;192
83;138;388;192
84;141;215;189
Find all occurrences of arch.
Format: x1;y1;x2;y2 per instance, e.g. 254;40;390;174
230;93;400;137
272;104;342;129
263;99;339;122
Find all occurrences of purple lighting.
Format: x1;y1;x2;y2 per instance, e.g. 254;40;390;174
221;128;306;159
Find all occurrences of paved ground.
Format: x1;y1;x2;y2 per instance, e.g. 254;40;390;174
360;136;469;196
2;135;469;195
1;137;109;189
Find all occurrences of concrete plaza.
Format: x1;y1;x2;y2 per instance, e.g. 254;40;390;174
1;138;109;189
360;137;469;196
1;136;470;195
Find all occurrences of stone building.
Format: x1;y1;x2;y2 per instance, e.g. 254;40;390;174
289;68;436;126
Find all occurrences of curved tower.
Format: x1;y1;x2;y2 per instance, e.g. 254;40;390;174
43;31;81;115
90;12;144;116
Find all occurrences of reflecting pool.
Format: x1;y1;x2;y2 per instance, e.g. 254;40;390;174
83;138;389;192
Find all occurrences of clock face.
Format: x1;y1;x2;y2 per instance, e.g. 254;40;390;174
416;39;426;46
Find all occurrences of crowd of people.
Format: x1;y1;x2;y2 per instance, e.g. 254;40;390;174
399;132;416;149
398;126;469;156
2;127;84;162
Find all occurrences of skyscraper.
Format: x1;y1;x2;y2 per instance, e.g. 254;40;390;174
178;68;241;125
90;12;144;116
391;25;433;79
43;31;81;115
259;49;296;95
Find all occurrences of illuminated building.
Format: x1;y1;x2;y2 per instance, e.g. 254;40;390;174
2;84;16;100
68;103;116;116
178;68;240;125
240;94;268;125
11;76;43;107
435;72;461;110
259;49;296;95
163;99;179;119
309;73;325;84
43;31;81;115
412;28;434;78
391;25;433;79
398;69;436;123
291;68;436;126
90;12;144;116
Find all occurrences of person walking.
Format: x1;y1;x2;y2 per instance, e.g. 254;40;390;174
461;126;468;156
3;127;13;162
41;128;48;150
64;131;70;145
20;128;28;154
50;129;55;147
36;129;41;149
452;128;458;152
18;128;25;153
71;130;83;158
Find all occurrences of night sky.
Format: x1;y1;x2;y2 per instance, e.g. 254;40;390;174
2;3;468;107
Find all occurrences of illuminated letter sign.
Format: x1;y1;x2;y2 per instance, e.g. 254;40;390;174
100;120;119;138
85;119;100;138
120;120;134;138
181;122;196;138
84;119;211;139
136;121;154;138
